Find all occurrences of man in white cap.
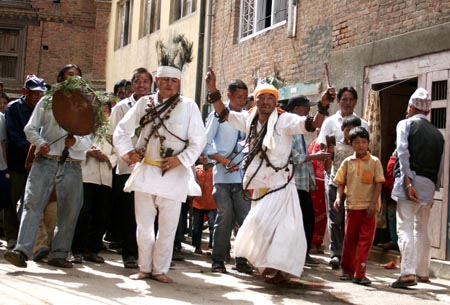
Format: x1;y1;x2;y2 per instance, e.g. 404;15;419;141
113;65;206;283
390;88;444;288
205;67;331;284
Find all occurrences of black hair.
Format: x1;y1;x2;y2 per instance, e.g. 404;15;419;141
349;126;370;143
337;86;358;101
57;64;82;83
227;79;248;94
131;67;153;84
342;115;361;128
114;79;128;94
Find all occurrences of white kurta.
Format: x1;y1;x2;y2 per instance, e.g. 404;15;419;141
228;110;308;277
113;94;206;202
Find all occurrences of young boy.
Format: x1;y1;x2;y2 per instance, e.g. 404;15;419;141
333;126;385;285
324;115;361;269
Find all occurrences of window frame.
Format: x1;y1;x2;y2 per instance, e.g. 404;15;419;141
172;0;196;23
0;25;25;84
239;0;288;41
141;0;161;37
116;0;133;49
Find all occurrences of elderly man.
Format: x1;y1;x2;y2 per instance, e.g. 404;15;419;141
114;65;206;283
205;67;332;284
390;88;444;288
316;86;368;269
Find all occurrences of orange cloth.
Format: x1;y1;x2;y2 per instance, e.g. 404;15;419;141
191;165;217;210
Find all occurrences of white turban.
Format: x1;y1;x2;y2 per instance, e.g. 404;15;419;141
409;88;431;111
156;66;182;80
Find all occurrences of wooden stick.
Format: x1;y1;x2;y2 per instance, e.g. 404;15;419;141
324;63;331;87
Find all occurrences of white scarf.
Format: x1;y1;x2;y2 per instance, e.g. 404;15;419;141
245;107;279;150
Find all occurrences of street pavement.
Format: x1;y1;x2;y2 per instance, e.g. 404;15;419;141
1;240;450;305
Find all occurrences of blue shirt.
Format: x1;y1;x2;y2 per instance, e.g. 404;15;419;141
291;134;316;191
5;97;34;173
204;110;245;184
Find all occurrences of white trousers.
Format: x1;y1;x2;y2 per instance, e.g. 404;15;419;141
134;191;182;275
396;199;431;277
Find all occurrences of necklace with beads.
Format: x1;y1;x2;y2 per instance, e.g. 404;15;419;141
137;93;188;158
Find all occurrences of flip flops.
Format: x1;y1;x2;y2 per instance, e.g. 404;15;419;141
390;276;417;288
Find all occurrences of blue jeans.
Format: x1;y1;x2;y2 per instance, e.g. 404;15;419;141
212;183;250;263
15;158;83;260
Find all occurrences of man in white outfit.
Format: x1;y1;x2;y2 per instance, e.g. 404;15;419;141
113;65;206;283
205;67;331;284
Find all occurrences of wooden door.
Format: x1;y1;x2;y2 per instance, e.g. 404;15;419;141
426;70;449;260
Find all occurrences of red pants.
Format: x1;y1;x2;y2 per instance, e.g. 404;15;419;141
341;209;376;279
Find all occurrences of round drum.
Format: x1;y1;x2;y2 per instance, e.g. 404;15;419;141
52;89;97;136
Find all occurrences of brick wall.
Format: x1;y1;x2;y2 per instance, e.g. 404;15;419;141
210;0;450;94
21;0;108;88
332;0;450;50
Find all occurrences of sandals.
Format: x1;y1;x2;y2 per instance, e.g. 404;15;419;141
47;258;73;268
390;276;417;288
416;275;431;283
339;274;353;281
235;262;253;274
352;277;372;285
70;254;83;264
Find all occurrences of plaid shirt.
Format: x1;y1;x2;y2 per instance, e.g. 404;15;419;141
291;134;317;191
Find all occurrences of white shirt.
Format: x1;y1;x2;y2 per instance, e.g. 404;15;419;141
24;97;92;160
110;95;138;175
317;111;369;146
113;94;206;202
81;139;116;187
228;111;308;190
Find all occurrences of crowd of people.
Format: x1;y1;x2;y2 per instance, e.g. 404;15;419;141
0;63;444;289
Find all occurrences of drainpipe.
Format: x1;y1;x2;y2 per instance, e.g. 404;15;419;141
287;0;297;38
200;0;213;121
195;0;206;110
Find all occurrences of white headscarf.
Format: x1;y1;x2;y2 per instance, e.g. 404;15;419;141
156;66;182;79
245;108;279;150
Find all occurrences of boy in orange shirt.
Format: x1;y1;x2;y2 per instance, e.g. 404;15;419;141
333;126;385;285
191;154;217;254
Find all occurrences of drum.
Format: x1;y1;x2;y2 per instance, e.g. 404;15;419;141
52;89;98;136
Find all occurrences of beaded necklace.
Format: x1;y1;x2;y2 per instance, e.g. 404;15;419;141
137;93;188;158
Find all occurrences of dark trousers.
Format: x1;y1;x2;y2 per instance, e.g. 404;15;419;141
115;174;138;259
191;208;217;249
297;189;315;252
72;183;111;254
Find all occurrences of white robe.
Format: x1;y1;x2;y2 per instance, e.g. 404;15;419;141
228;110;308;277
113;94;206;202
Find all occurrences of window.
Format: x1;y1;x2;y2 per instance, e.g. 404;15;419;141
240;0;288;39
173;0;196;22
0;28;20;80
116;0;133;49
141;0;161;37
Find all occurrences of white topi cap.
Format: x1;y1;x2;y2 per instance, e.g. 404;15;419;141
409;88;432;111
156;66;182;80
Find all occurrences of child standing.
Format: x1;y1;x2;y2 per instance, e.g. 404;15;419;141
333;126;385;285
191;154;217;254
324;115;361;269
